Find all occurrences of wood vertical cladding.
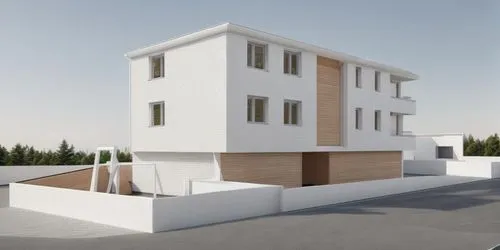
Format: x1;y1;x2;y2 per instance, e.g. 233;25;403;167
317;56;342;146
220;153;302;188
21;166;133;195
328;151;401;184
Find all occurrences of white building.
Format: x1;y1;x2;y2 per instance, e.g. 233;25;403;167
125;23;419;196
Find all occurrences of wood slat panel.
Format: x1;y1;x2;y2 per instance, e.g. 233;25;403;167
328;151;401;184
220;153;302;188
317;56;342;146
22;166;133;195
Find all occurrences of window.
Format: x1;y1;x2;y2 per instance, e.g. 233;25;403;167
375;71;381;92
247;96;268;123
247;42;266;70
284;100;301;125
355;108;363;130
150;54;164;79
436;146;454;159
355;67;362;88
395;82;401;98
149;102;165;126
284;51;300;76
374;110;381;131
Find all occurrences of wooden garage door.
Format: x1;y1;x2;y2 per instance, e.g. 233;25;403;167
220;153;302;188
317;56;342;146
328;151;401;184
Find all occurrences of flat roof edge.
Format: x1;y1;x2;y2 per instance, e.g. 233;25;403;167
125;23;418;80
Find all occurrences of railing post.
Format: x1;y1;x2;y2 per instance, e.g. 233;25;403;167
153;164;157;199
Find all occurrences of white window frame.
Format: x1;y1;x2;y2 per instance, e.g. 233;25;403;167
283;50;301;76
149;101;165;127
355;67;362;88
355;108;363;130
284;100;302;126
247;42;267;70
149;54;165;80
374;71;381;92
247;96;268;124
374;110;381;131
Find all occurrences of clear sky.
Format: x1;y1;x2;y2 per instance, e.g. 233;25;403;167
0;0;498;151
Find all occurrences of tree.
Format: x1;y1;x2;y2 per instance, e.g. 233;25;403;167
483;133;500;156
117;150;132;162
24;146;36;165
0;145;8;166
9;144;26;165
56;139;75;165
463;134;474;155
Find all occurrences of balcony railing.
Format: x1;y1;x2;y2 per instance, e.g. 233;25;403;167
392;96;416;102
392;131;415;137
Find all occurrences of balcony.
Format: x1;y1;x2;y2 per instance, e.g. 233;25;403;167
391;96;416;115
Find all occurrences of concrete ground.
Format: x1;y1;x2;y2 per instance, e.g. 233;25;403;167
0;179;499;250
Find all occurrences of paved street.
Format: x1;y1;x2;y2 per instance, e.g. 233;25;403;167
1;179;499;250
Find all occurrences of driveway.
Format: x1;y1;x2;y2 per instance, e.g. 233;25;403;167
0;180;499;249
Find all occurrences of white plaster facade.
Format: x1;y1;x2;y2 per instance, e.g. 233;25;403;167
127;23;418;154
126;23;418;195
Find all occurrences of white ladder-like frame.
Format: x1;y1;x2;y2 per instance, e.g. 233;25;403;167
90;146;120;194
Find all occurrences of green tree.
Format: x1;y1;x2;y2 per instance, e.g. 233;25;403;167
117;150;132;162
72;151;89;165
56;139;75;165
0;145;8;166
24;146;36;165
463;134;474;155
9;144;26;165
483;133;500;156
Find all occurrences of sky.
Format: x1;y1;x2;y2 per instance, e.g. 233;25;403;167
0;0;498;151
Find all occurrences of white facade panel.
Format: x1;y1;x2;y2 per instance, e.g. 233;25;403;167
413;134;464;160
225;33;317;152
132;152;219;196
130;34;227;152
341;63;416;151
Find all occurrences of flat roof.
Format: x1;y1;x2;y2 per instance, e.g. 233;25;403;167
126;23;419;81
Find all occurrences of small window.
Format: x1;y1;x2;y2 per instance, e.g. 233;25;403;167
150;54;164;79
150;102;165;126
284;51;300;76
247;96;268;123
395;82;401;98
355;108;363;130
284;100;301;125
355;67;362;88
374;110;381;131
375;71;380;92
436;146;454;159
247;42;266;70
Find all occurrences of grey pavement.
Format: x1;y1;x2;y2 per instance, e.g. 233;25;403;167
0;180;500;250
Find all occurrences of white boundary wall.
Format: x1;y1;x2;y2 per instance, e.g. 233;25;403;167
0;165;91;185
152;185;282;232
190;180;274;194
10;183;154;232
404;157;500;178
403;160;447;175
281;176;481;212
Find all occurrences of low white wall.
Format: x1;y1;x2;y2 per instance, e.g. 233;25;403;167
413;134;464;160
0;165;91;185
281;176;480;212
446;160;492;178
403;160;447;175
190;180;273;194
9;183;154;232
492;162;500;178
152;185;282;232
